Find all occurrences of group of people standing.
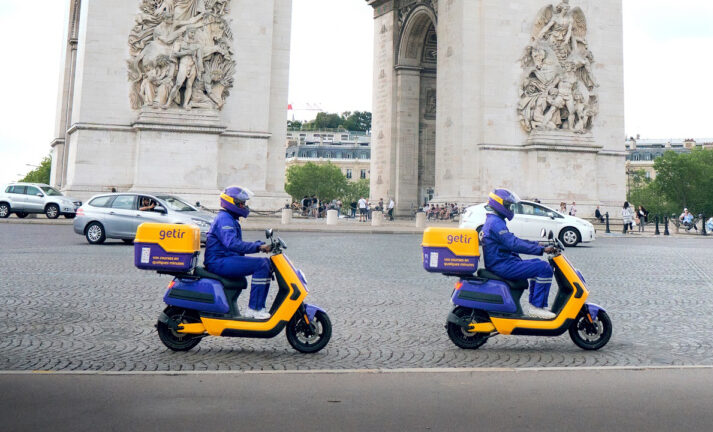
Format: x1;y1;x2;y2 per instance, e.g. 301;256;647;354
357;197;395;222
621;202;649;234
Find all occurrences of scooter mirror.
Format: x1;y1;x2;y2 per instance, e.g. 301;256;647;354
265;228;273;239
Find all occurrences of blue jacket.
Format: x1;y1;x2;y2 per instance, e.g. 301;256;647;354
204;210;264;266
481;213;544;271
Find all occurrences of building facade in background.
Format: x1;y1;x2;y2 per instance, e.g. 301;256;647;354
625;137;713;193
285;131;371;181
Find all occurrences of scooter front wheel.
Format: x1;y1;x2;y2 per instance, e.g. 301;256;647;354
446;307;490;350
569;309;612;351
157;307;203;352
286;310;332;354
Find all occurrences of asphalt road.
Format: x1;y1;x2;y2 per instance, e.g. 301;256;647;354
3;367;713;432
2;223;713;370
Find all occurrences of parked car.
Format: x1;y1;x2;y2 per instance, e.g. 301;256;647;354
0;183;82;219
459;201;595;247
73;193;215;244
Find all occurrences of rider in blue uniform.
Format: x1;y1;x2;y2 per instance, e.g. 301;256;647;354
204;187;272;319
481;189;556;319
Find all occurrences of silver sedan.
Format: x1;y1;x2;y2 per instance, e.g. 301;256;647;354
73;193;215;244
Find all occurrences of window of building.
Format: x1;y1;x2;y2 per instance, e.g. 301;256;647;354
360;169;367;179
324;152;331;158
346;154;353;159
360;153;368;160
341;135;349;140
346;169;352;179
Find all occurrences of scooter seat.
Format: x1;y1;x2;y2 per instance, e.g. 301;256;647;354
477;269;529;291
194;266;248;291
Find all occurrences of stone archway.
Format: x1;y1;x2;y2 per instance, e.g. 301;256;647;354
368;1;437;215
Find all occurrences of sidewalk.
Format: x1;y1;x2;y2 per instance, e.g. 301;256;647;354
1;214;710;238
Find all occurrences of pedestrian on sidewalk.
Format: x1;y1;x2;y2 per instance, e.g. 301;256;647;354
358;197;367;222
569;202;577;217
594;206;605;223
622;201;633;234
637;205;649;232
387;198;395;221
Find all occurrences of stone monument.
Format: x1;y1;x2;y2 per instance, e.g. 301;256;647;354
367;0;625;216
50;0;292;210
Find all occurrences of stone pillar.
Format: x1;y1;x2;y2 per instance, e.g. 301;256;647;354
281;208;292;225
368;1;397;208
415;212;426;228
394;67;422;216
371;211;384;227
326;210;339;225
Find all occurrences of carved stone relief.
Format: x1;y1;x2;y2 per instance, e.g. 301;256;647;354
424;88;437;119
128;0;235;111
397;0;437;32
518;0;598;135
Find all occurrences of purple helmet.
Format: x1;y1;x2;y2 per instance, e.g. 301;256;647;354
220;186;254;218
488;189;521;221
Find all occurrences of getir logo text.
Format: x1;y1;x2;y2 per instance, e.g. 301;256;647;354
159;229;186;240
447;234;472;244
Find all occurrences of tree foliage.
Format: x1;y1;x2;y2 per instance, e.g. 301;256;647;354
20;155;52;184
296;111;372;132
341;179;370;204
628;149;713;216
285;162;348;202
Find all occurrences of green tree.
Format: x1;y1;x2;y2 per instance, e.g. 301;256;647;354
287;120;303;131
342;111;372;132
629;149;713;216
341;178;370;205
303;112;344;130
20;155;52;184
285;162;348;202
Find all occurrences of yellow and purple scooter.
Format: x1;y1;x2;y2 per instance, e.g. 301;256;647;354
422;227;612;350
134;224;331;353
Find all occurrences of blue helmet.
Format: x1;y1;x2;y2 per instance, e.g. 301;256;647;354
220;186;254;218
488;189;520;221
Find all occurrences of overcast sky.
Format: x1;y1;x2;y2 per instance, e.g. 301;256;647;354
1;0;712;186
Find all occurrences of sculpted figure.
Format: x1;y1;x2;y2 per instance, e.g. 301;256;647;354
128;0;235;111
163;28;204;109
518;1;596;135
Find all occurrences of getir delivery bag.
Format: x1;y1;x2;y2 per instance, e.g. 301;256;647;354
421;227;479;275
134;223;200;272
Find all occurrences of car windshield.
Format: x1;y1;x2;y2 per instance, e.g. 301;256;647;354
40;186;63;196
156;196;196;212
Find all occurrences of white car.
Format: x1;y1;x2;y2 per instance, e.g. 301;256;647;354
459;201;595;247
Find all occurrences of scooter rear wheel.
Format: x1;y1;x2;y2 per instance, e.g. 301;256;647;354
286;310;332;354
446;307;490;350
569;310;612;350
157;307;203;352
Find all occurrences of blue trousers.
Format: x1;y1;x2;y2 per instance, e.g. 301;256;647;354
206;256;272;310
490;259;553;308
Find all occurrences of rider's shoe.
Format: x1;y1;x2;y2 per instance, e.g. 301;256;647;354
245;307;270;320
525;304;556;319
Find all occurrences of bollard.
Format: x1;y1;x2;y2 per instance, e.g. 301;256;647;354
371;211;384;227
326;209;338;225
664;216;670;236
605;212;611;234
701;214;707;236
281;208;292;225
654;215;660;235
415;212;426;229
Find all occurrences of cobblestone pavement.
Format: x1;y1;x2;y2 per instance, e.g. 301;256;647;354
1;224;712;371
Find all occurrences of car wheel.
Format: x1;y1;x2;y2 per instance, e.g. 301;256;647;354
45;204;60;219
559;227;580;247
0;203;10;218
85;222;106;244
15;212;28;219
